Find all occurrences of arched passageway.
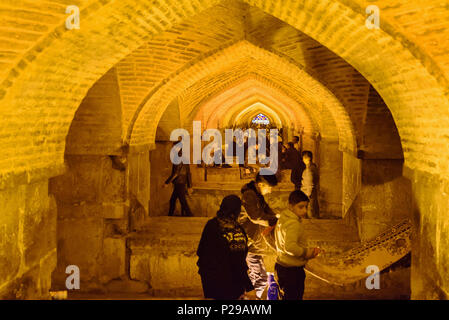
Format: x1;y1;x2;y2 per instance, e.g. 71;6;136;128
0;0;448;300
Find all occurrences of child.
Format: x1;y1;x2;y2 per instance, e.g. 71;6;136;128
274;190;321;300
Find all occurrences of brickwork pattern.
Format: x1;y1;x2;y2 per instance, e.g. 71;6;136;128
66;67;123;155
182;75;317;135
0;0;448;179
129;41;356;152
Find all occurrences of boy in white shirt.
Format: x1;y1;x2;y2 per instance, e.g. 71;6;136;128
274;190;321;299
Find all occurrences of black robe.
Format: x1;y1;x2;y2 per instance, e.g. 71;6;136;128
196;217;254;300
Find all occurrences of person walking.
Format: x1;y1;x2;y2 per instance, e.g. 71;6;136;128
164;155;193;217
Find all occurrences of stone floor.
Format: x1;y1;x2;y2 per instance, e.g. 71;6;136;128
68;292;203;300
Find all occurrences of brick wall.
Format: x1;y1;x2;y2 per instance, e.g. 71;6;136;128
66;67;123;155
129;41;356;153
0;0;448;178
361;85;403;159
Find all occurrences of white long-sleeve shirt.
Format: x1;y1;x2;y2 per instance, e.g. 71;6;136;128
300;163;318;197
275;209;309;267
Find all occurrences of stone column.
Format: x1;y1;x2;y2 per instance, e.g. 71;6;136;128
319;139;343;218
0;165;63;299
404;167;449;299
49;152;128;292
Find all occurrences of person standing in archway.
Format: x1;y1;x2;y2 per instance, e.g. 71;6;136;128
285;142;306;190
300;151;319;219
164;146;193;217
292;135;301;153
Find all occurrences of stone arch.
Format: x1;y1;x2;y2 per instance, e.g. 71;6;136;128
187;76;319;135
1;0;447;182
129;41;353;151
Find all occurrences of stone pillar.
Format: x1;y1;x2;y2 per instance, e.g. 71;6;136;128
49;154;128;292
357;159;412;242
319;139;343;218
0;166;63;299
342;151;362;218
405;167;449;299
127;144;152;229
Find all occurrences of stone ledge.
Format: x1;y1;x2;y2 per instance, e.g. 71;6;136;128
0;163;66;191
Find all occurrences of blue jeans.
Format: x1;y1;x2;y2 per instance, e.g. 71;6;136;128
246;253;268;299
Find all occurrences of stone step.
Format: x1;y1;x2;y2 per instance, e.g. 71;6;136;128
136;217;359;244
136;218;358;240
128;216;361;297
192;181;295;191
191;166;296;191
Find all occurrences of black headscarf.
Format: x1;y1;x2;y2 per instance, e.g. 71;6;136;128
217;195;242;221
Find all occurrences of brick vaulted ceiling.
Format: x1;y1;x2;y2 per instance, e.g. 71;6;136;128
0;0;448;182
128;41;356;149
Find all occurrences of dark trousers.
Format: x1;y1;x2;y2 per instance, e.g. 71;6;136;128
168;183;192;216
291;167;303;190
307;191;319;218
200;274;242;300
275;263;306;300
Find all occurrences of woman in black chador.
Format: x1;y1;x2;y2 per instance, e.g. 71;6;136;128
196;195;254;300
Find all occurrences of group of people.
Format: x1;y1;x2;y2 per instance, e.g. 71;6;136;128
209;134;320;219
279;136;319;219
196;172;322;300
164;135;320;219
